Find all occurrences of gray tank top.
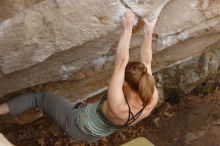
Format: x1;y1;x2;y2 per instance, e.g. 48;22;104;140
76;96;145;137
76;97;120;137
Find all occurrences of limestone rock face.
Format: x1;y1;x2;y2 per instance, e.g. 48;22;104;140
0;0;220;102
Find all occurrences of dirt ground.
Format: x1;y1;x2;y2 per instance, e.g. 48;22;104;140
0;85;220;146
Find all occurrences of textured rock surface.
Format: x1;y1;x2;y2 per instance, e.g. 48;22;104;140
0;0;44;21
0;0;220;102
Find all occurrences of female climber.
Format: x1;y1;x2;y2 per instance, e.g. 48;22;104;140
0;9;158;143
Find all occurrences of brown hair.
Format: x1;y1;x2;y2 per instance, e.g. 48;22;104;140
125;62;155;107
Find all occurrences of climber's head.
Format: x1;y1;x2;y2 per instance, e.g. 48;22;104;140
124;62;155;107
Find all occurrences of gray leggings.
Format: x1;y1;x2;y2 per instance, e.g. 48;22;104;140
8;91;100;143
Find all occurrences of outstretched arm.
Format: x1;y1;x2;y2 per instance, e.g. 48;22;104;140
140;18;157;75
107;9;135;110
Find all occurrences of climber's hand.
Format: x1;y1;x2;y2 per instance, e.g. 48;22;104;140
123;9;135;30
142;17;157;36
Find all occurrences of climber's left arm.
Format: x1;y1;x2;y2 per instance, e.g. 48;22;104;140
140;18;157;75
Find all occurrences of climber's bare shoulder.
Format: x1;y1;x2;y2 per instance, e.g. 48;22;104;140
131;88;159;125
101;89;158;126
145;86;158;113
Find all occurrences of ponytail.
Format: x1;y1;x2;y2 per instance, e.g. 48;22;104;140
139;72;155;107
125;62;156;107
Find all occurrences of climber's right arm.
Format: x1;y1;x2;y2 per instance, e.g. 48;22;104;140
107;9;134;110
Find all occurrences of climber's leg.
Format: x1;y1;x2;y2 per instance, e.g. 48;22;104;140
7;91;75;130
5;91;100;143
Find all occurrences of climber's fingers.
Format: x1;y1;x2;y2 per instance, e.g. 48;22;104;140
151;17;158;25
142;17;158;35
142;17;157;25
123;9;136;29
